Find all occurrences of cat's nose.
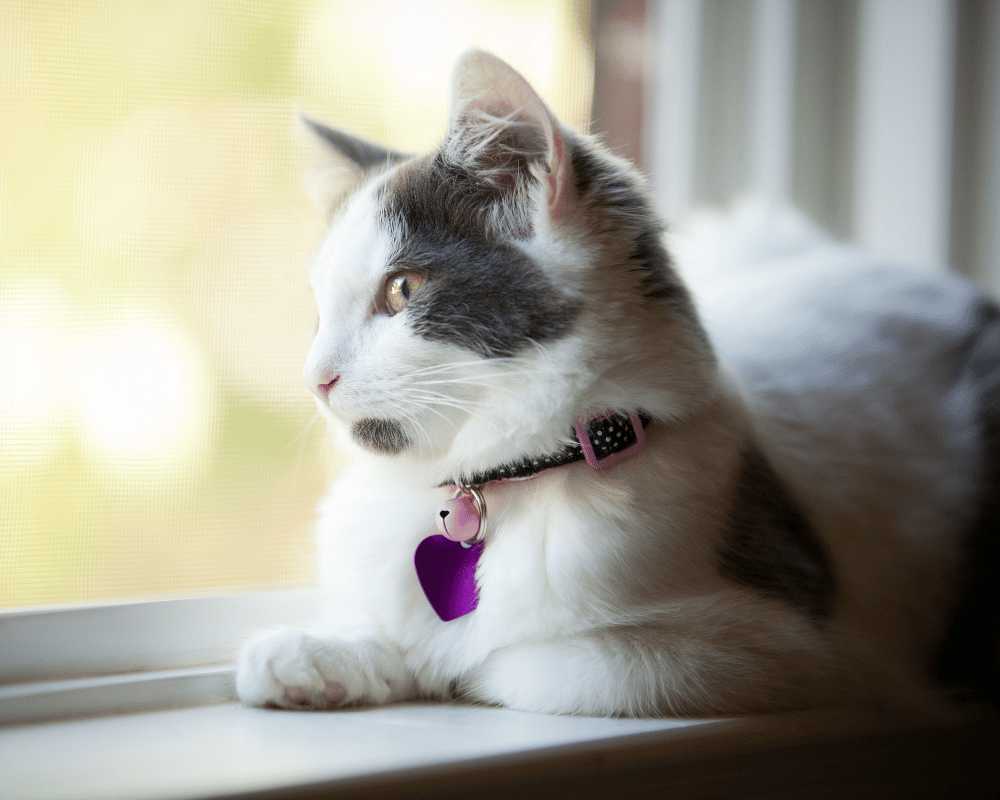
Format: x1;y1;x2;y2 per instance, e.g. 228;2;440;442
303;344;340;402
315;376;339;401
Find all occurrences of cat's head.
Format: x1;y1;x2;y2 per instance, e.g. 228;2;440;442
302;50;715;482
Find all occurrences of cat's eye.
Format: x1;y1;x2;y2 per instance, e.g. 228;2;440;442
382;271;424;315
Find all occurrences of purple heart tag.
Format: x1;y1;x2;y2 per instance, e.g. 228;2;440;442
414;535;484;621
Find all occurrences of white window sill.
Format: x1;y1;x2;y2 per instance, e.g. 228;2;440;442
3;700;998;800
2;591;996;799
0;589;319;725
0;665;235;725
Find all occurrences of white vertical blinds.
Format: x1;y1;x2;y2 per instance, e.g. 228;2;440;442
647;0;1000;291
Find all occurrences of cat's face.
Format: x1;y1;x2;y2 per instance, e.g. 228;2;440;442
304;158;586;469
302;51;713;478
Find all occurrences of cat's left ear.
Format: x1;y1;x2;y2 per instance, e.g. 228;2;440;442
296;113;407;217
446;49;570;220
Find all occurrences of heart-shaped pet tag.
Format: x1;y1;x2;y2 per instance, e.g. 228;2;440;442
414;535;484;621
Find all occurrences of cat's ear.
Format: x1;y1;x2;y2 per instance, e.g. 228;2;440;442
446;50;570;219
296;114;406;216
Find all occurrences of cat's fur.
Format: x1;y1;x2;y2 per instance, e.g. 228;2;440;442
236;50;998;716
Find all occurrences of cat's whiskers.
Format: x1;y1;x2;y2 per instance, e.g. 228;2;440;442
269;406;330;484
402;359;504;378
382;397;437;456
402;392;466;428
412;369;550;388
401;359;572;440
405;389;494;430
409;397;488;429
402;359;550;384
287;408;324;450
399;358;556;400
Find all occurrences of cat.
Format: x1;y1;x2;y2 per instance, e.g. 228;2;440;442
236;49;998;717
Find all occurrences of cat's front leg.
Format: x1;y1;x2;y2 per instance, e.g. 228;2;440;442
236;629;416;710
461;611;830;717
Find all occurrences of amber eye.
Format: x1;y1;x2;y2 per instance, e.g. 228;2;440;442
383;271;424;315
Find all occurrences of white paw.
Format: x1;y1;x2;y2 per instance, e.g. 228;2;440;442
236;629;413;710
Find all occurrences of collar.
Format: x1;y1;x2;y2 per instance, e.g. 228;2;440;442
452;410;652;487
420;409;652;621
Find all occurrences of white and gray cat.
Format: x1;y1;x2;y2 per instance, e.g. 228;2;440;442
237;50;998;716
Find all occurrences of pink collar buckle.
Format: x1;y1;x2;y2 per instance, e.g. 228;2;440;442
574;410;647;470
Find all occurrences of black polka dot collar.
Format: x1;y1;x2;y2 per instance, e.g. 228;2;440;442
453;410;652;488
421;411;653;621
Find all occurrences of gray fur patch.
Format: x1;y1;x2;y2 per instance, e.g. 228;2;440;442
718;446;834;621
303;116;407;175
569;142;692;308
351;418;410;455
380;155;579;359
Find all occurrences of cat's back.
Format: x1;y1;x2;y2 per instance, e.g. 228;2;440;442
674;207;1000;681
673;207;990;391
673;207;994;477
690;229;993;534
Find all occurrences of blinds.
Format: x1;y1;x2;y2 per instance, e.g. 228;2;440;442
646;0;1000;291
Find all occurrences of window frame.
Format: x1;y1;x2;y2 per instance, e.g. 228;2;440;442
0;588;320;724
9;0;999;733
1;0;601;730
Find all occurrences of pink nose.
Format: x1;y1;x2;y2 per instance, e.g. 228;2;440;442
317;376;339;400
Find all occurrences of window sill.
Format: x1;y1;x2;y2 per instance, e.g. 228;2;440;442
0;665;234;725
3;590;997;799
2;700;998;800
0;589;317;725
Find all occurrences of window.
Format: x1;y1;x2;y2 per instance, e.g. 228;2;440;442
1;0;593;613
7;0;998;728
0;0;593;724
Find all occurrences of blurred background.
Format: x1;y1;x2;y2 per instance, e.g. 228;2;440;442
2;0;998;609
0;0;592;608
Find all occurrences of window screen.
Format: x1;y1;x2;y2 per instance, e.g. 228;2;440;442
0;0;593;608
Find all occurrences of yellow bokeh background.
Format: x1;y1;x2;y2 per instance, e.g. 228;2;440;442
0;0;593;608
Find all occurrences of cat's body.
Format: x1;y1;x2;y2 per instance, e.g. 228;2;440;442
236;51;998;716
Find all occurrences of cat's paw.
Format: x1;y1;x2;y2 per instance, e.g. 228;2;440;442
235;629;414;710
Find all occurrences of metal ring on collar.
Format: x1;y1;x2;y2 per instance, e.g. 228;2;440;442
457;482;488;546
